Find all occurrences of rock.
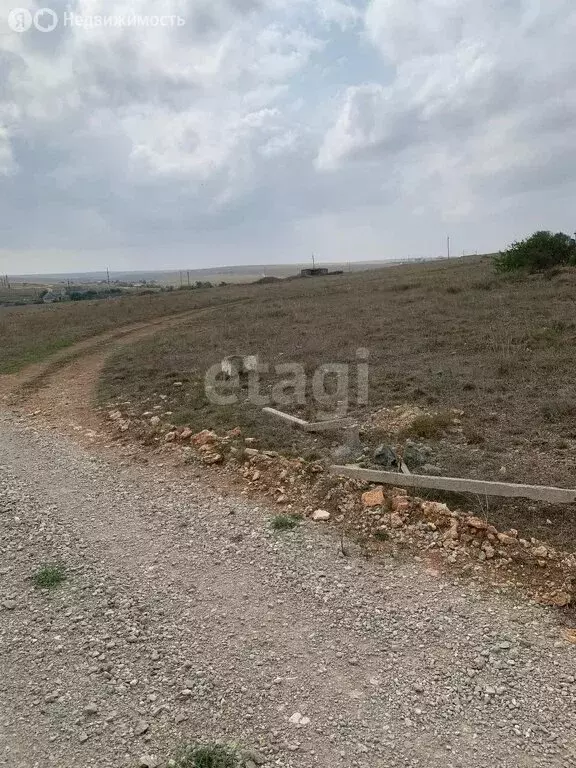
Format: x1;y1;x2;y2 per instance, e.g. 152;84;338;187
150;416;161;427
403;442;427;469
312;509;331;521
201;453;223;465
373;444;399;469
389;513;405;528
2;600;17;610
244;448;260;458
483;544;495;559
466;516;489;531
84;703;98;716
288;712;311;726
421;501;451;520
135;720;150;736
532;545;549;559
164;431;178;443
78;732;89;744
192;429;218;447
391;496;411;513
541;590;571;607
108;410;122;421
362;488;384;507
139;757;159;768
179;428;193;440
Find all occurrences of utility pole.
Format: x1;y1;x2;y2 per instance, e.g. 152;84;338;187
106;267;110;286
312;253;316;270
447;236;451;259
187;270;190;287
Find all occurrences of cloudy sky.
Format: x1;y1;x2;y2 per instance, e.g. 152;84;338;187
0;0;575;274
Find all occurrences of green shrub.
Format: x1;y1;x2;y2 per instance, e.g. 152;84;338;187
32;564;67;589
494;231;576;274
270;514;300;531
400;412;453;440
175;743;239;768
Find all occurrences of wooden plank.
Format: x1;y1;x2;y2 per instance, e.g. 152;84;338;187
400;461;412;475
329;465;576;504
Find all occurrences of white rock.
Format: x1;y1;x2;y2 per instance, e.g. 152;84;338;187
312;510;330;522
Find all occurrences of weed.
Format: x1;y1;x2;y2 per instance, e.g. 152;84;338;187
271;514;300;531
373;530;390;541
175;743;240;768
32;564;67;589
400;412;453;440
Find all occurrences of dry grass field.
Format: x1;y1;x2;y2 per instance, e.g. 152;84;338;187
0;284;260;374
97;256;576;547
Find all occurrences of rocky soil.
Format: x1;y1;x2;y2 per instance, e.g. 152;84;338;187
1;409;576;767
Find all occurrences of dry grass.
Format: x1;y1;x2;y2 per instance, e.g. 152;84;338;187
0;285;260;374
97;257;576;549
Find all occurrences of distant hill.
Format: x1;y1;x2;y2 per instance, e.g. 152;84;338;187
8;258;431;286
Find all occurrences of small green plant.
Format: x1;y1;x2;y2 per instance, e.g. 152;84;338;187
373;529;390;541
175;743;240;768
270;514;299;531
32;564;67;589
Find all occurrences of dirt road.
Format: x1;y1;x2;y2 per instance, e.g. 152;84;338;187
1;323;576;767
2;415;576;768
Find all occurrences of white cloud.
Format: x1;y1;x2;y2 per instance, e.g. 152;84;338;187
1;0;576;270
316;0;576;221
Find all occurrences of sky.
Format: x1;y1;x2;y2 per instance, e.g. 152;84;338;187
1;0;575;274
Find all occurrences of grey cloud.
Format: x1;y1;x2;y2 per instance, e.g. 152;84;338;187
1;0;576;272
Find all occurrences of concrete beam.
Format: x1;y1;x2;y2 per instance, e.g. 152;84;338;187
330;465;576;504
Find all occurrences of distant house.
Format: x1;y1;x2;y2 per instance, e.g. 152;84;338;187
42;289;67;303
300;267;329;277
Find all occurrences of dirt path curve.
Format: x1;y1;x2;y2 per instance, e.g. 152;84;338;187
0;300;249;438
1;314;576;767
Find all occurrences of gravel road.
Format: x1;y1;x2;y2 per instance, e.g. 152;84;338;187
1;409;575;768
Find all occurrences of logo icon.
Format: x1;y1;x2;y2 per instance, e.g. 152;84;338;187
7;7;32;31
34;7;58;32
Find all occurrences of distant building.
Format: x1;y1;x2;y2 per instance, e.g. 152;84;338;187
300;267;329;277
43;289;68;303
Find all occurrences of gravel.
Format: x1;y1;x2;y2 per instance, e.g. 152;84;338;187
1;409;576;767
